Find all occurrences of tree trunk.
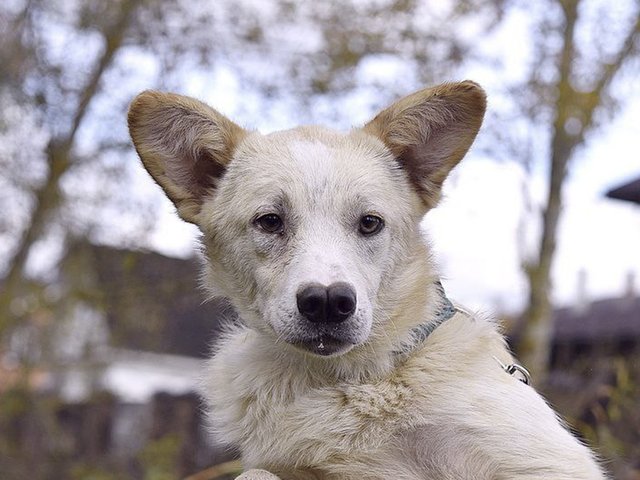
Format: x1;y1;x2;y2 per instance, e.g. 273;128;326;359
518;133;573;382
516;0;639;383
0;0;141;330
516;0;580;383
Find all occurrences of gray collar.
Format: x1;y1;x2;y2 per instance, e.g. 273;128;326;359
390;284;532;385
393;281;458;358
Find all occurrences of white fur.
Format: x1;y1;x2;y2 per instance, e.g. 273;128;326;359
128;83;606;479
205;314;604;479
197;128;605;479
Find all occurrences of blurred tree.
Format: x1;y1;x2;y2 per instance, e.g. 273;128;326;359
1;0;637;383
506;0;640;382
0;0;506;332
0;0;144;328
0;0;639;477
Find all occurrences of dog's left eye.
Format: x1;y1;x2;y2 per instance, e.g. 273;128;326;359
359;215;384;236
255;213;284;234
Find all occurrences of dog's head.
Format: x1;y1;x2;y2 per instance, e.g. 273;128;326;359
128;82;485;357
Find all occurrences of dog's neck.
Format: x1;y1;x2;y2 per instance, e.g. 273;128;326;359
392;281;457;359
325;280;457;382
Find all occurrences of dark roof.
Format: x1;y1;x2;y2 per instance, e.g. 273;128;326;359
553;296;640;344
62;242;234;358
606;176;640;204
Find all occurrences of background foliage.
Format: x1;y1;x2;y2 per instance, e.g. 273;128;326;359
1;0;639;478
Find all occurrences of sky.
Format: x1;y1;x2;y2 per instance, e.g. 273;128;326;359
136;4;640;315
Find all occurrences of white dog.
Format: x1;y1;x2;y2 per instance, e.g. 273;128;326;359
128;81;605;479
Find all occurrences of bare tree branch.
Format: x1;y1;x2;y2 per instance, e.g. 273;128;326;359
576;10;640;140
0;0;142;329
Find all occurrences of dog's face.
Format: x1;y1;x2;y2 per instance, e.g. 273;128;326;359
200;128;416;356
128;82;486;357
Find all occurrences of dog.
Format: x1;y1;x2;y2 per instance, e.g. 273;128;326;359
128;81;605;479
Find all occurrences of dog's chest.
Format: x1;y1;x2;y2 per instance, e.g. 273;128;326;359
203;338;426;472
242;384;405;468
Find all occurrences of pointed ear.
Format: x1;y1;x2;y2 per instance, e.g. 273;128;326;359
363;81;486;208
128;90;247;224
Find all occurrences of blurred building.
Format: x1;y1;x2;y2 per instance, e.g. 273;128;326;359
3;242;231;401
0;243;235;478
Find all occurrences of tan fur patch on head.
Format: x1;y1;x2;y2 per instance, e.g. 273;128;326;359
128;90;247;224
363;81;486;208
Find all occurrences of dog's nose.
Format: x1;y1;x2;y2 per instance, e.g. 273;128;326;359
297;284;327;323
297;282;356;323
327;282;357;322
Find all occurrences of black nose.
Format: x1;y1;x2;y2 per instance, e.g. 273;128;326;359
296;282;357;323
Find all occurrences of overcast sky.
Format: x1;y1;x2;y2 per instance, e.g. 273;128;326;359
135;4;640;315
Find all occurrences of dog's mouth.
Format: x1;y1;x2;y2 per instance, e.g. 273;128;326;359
268;309;371;357
293;334;355;357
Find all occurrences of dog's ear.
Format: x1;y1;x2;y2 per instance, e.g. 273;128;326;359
363;81;486;208
128;91;247;224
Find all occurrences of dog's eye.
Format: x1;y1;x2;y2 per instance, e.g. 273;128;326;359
359;215;384;236
255;213;284;234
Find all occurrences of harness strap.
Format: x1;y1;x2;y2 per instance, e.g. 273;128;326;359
393;281;458;358
392;282;532;385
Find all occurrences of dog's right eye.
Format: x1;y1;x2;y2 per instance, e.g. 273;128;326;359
359;214;384;236
254;214;284;234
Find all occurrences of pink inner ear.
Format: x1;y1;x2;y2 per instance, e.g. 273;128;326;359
398;122;465;191
165;148;227;199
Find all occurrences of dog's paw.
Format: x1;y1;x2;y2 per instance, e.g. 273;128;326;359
235;469;281;480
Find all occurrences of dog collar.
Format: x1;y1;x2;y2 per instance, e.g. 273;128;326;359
393;281;458;358
391;282;533;385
